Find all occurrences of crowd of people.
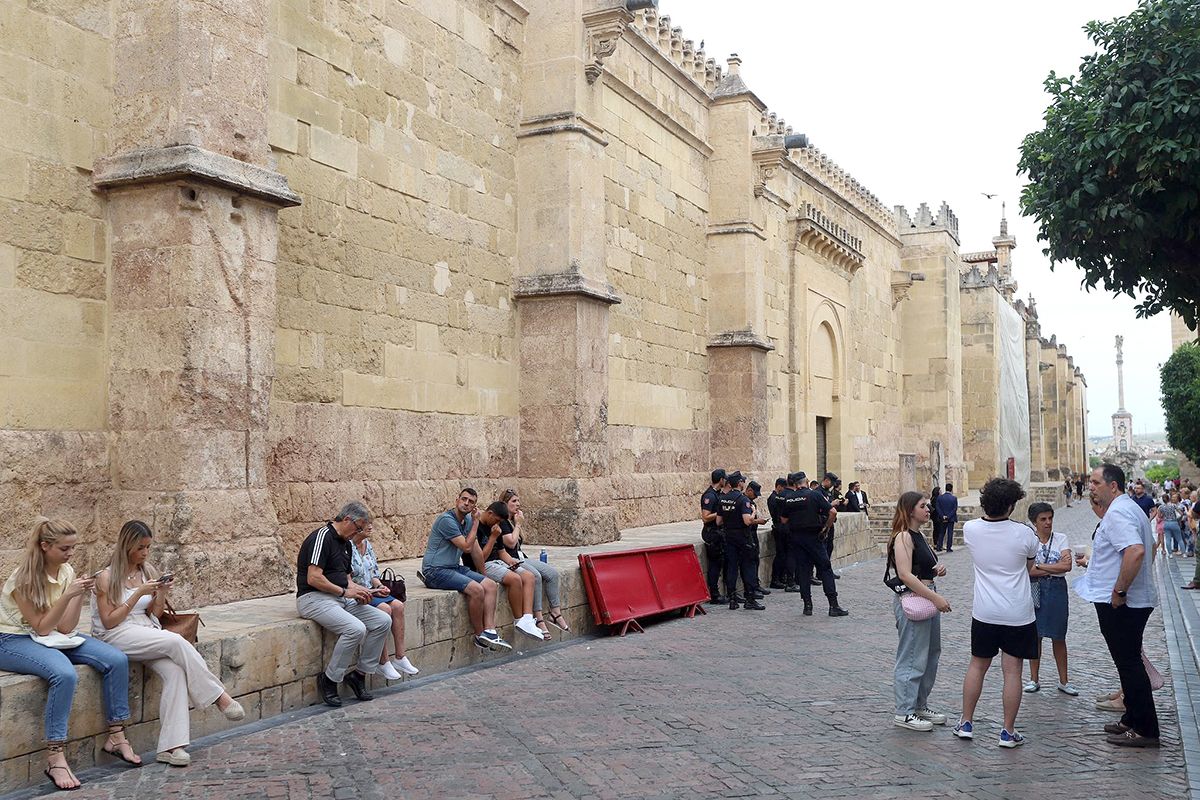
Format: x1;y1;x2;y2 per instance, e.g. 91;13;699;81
886;464;1163;748
1;463;1184;790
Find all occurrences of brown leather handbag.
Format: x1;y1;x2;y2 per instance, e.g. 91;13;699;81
158;601;204;645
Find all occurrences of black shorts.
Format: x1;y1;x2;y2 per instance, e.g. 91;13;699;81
971;618;1039;660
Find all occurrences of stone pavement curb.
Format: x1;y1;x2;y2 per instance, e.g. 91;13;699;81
1159;556;1200;800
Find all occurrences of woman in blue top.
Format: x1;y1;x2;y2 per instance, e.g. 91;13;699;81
350;523;419;680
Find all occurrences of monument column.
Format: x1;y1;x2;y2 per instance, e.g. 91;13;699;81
93;1;300;604
512;0;621;544
705;56;774;472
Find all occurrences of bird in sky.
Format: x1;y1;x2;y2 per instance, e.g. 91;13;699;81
981;192;997;199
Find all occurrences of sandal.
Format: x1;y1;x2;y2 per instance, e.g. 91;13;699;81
548;612;571;632
102;727;143;767
534;617;551;635
44;744;81;791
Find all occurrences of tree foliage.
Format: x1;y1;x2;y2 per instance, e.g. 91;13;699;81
1161;343;1200;463
1145;462;1180;484
1018;0;1200;328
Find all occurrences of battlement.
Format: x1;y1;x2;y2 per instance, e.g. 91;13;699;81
632;8;722;92
960;262;1001;289
895;201;960;242
790;146;896;234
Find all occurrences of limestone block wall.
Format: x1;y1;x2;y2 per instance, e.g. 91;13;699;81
0;2;114;575
266;0;529;559
960;286;1003;487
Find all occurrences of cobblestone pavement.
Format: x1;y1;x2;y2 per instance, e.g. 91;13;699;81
21;501;1191;799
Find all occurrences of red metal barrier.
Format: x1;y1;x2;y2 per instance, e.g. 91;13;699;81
579;543;709;635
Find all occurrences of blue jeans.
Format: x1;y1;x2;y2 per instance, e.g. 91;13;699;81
893;589;942;715
0;633;132;742
424;565;487;593
1165;521;1185;554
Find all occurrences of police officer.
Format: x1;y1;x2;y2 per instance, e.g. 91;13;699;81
701;468;727;604
820;472;843;579
718;472;764;610
767;477;790;589
782;477;849;617
744;480;771;599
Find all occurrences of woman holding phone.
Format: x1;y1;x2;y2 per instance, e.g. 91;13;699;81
0;518;140;790
93;520;244;767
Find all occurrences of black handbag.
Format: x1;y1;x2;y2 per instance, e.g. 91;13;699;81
883;537;908;595
378;568;407;602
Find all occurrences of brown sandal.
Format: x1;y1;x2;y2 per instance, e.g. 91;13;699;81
102;727;143;767
44;744;81;791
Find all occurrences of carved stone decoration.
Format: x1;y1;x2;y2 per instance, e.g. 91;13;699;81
794;202;865;274
751;142;786;200
583;6;634;84
891;270;926;308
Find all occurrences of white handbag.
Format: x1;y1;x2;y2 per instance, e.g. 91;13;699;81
31;630;85;649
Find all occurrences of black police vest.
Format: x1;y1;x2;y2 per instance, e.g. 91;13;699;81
787;488;824;530
719;490;749;533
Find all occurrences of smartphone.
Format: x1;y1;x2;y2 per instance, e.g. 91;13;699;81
158;573;174;583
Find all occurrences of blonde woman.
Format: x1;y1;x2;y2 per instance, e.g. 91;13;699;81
0;518;140;790
93;520;244;767
888;491;951;732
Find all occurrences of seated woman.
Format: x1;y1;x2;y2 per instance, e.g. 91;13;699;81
92;520;245;768
498;489;569;635
349;521;419;680
0;518;140;791
466;504;544;641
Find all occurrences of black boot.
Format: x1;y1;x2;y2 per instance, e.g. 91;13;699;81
754;587;771;596
707;591;727;605
785;584;803;593
811;575;822;586
343;670;374;701
769;581;787;590
803;600;813;616
828;596;849;617
316;671;342;707
743;597;766;611
729;595;743;610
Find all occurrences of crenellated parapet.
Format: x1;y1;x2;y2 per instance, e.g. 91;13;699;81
630;7;721;92
790;146;896;234
895;201;960;243
959;262;1001;289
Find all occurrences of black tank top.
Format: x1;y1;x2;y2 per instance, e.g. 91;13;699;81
893;530;938;581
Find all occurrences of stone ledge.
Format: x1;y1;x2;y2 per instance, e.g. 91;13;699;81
0;514;871;793
93;145;302;207
707;329;775;352
512;271;622;305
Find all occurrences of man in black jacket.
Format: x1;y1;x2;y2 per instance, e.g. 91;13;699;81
767;477;790;589
701;468;727;604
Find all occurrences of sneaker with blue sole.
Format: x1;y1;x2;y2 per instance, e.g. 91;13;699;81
998;728;1025;748
953;720;974;739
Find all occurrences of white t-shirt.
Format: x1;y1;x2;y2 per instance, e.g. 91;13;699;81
1033;531;1071;566
964;517;1038;626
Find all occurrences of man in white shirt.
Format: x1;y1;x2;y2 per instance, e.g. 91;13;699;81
1075;464;1160;747
955;478;1039;748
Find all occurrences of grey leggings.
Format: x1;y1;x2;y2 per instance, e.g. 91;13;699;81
518;559;560;613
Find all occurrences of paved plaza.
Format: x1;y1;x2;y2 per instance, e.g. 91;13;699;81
14;502;1194;799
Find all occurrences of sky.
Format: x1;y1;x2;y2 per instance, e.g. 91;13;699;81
669;0;1172;437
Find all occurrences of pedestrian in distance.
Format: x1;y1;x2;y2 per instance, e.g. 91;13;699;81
931;485;945;552
1073;464;1161;747
767;477;791;590
955;477;1038;747
887;491;951;732
1021;503;1077;696
936;483;958;553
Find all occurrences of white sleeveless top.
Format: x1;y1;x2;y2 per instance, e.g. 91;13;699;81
91;583;157;634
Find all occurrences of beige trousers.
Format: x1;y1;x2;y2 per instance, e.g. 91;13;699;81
97;618;224;752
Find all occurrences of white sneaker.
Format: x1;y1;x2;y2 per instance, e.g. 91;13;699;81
894;714;934;731
393;656;419;676
1057;681;1079;696
515;615;545;640
1023;680;1040;693
379;661;403;681
915;708;946;725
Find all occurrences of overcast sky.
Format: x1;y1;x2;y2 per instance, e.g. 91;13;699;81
670;0;1171;437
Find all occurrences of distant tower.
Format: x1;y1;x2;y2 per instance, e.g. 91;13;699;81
993;203;1017;300
1111;335;1134;452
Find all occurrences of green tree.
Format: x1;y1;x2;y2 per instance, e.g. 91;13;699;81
1161;343;1200;462
1145;463;1181;484
1018;0;1200;328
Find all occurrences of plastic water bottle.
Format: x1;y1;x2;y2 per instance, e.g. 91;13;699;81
539;548;548;563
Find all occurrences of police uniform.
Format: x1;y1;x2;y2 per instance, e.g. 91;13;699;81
701;482;725;602
719;475;762;610
785;485;848;616
767;483;790;588
820;472;840;560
